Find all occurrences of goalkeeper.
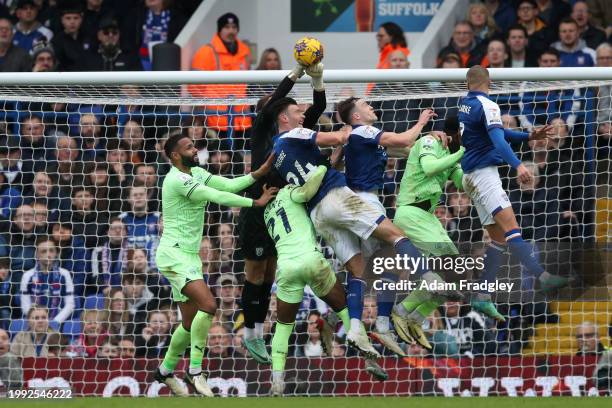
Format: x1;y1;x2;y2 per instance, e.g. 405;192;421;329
153;133;277;396
390;117;505;351
265;165;362;396
238;60;326;365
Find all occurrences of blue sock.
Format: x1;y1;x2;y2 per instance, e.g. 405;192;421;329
376;272;398;318
479;242;506;292
505;229;544;277
393;237;427;277
347;277;366;320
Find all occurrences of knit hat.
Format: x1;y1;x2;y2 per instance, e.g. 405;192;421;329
217;12;239;33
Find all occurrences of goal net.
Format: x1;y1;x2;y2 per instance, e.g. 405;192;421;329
0;69;610;397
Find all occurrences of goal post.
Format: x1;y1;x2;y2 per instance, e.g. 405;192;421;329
0;67;611;397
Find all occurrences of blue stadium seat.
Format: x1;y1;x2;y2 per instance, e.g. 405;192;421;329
62;320;82;341
8;319;27;339
84;295;105;310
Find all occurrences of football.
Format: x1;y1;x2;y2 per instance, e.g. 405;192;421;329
293;36;324;66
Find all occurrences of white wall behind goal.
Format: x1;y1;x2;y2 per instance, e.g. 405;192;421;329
175;0;458;71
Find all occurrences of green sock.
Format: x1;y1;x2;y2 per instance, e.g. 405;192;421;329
400;289;433;313
414;299;442;318
161;324;191;373
336;307;351;331
271;321;294;372
190;310;213;373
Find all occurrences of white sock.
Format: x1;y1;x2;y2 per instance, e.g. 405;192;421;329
407;310;426;324
254;323;264;339
272;370;284;382
375;316;389;333
189;367;202;375
350;318;362;335
244;327;256;340
159;365;171;376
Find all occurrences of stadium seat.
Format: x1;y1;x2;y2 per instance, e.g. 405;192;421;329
84;295;106;310
8;319;27;339
62;320;82;341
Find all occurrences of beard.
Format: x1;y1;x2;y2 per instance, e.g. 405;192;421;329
181;153;199;168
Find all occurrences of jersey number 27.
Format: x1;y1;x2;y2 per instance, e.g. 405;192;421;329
266;207;292;243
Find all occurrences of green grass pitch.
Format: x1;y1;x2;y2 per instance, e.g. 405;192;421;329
6;397;610;408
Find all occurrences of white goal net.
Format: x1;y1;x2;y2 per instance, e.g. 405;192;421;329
0;69;610;397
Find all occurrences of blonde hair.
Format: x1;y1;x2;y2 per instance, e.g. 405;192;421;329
467;3;499;39
82;309;110;332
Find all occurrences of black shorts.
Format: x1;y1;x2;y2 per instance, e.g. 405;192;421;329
237;206;277;261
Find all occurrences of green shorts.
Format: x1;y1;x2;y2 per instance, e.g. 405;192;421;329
155;245;203;302
393;205;458;256
276;251;336;304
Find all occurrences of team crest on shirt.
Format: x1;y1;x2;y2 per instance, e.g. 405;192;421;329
422;136;435;149
256;247;264;257
178;173;192;184
364;126;379;137
488;108;501;121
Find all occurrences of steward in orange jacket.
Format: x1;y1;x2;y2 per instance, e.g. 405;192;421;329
189;13;252;132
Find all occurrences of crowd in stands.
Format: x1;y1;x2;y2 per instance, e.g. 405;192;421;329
0;0;609;393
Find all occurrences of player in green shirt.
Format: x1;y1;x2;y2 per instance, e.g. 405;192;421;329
265;165;370;395
391;118;505;351
153;133;277;396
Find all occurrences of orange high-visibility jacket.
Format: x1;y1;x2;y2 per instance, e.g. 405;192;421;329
189;34;252;131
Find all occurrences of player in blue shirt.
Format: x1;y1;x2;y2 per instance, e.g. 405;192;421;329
270;97;434;356
336;96;436;355
459;66;569;316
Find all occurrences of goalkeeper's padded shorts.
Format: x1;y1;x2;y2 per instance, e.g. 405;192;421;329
393;205;459;257
276;251;336;304
462;166;511;226
156;244;203;302
237;206;277;261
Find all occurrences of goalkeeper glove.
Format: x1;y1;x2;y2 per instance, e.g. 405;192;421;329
306;62;325;91
288;63;306;81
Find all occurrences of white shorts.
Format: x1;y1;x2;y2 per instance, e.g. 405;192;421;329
310;187;385;265
462;166;511;226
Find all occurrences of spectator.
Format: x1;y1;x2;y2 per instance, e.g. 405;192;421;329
0;257;13;330
84;162;123;215
0;173;21;222
122;273;154;324
78;113;103;162
576;321;605;356
232;326;247;357
572;1;607;49
484;0;517;33
596;43;611;138
46;332;70;357
484;38;509;68
587;0;612;36
387;49;409;68
52;5;93;71
535;0;572;29
0;18;32;72
105;287;131;339
132;163;160;212
105;138;131;186
69;309;109;357
47;136;85;196
90;217;128;293
0;328;22;390
437;21;487;68
0;204;37;273
89;16;141;71
23;172;66;221
121;119;145;164
97;340;118;358
506;24;538;67
189;13;252;138
20;236;75;326
125;247;169;299
32;201;49;234
50;222;87;296
31;41;57;72
206;324;232;358
447;191;483;243
438;302;490;356
200;237;220;276
13;0;54;54
466;2;500;42
213;273;243;333
502;113;519;129
136;0;186;71
256;47;281;70
180;116;212;166
552;17;596;67
118;337;136;358
10;305;56;357
19;115;47;163
61;186;108;248
375;22;409;69
517;0;554;57
135;310;171;357
81;0;110;45
301;311;323;357
119;185;160;248
0;135;30;188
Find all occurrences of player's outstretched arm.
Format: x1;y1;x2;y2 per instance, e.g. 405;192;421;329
449;166;464;190
379;109;436;147
303;62;326;129
205;155;275;193
420;146;465;177
315;125;351;147
290;165;327;203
